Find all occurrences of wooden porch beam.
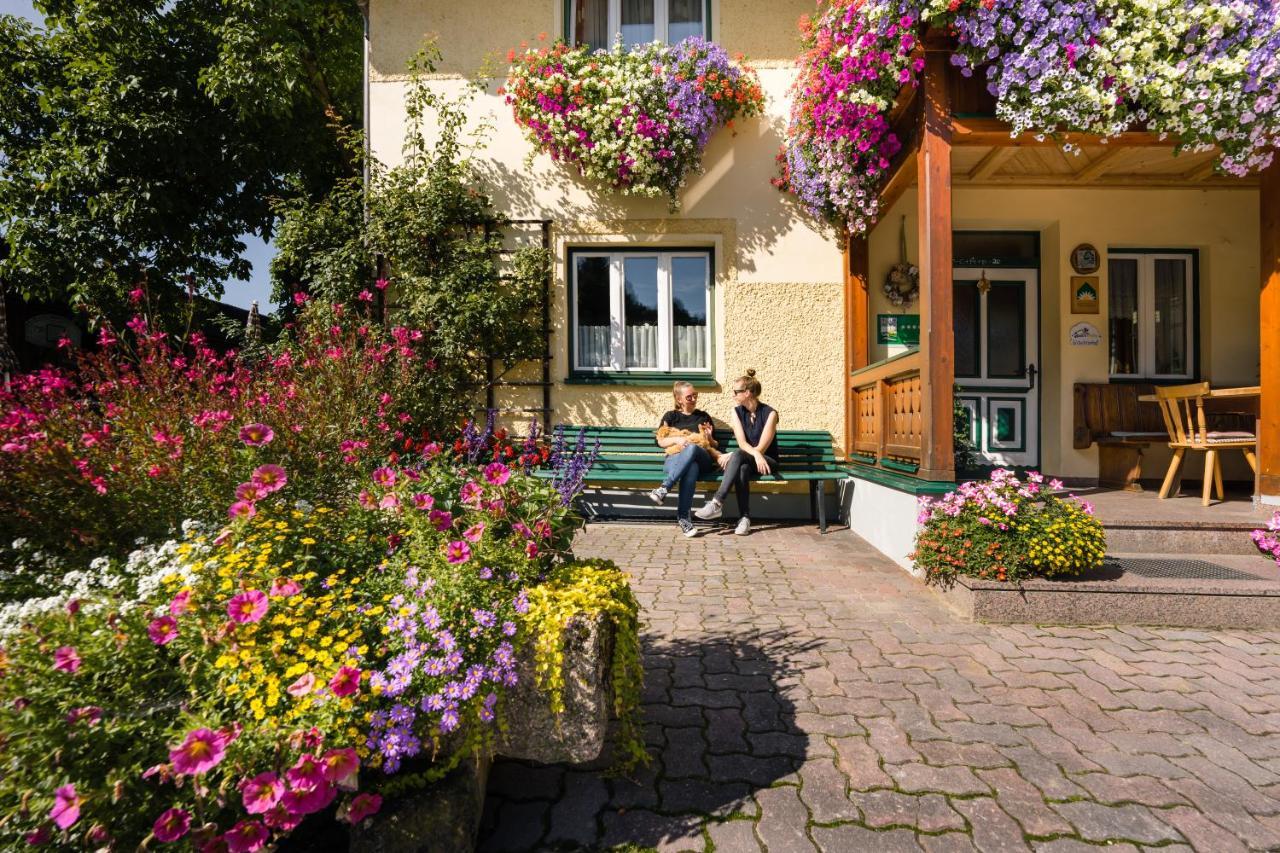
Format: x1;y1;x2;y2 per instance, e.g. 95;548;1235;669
951;117;1169;148
917;48;955;482
876;154;918;226
967;146;1018;181
1072;146;1124;183
1261;159;1280;499
1182;158;1220;183
844;238;870;457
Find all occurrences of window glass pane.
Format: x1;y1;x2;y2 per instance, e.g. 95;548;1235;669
952;232;1039;266
668;0;703;42
986;281;1026;379
953;280;979;378
1108;258;1139;375
620;0;655;46
1154;259;1188;375
573;0;609;50
623;257;659;368
575;256;611;368
671;256;708;369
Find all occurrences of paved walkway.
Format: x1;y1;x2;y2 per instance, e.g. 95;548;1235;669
478;522;1280;852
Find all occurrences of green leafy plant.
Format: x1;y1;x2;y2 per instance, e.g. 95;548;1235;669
912;469;1106;586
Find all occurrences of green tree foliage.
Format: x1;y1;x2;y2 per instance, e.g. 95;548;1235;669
271;46;551;414
0;0;362;313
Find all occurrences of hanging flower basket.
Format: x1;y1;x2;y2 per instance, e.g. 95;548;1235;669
776;0;1280;237
503;36;764;208
883;216;918;307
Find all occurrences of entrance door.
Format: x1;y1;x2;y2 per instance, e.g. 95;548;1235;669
952;268;1039;469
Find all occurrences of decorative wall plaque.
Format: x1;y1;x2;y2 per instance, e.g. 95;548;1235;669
1071;276;1100;314
1070;243;1100;274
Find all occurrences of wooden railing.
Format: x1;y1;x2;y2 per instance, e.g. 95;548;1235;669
848;350;925;474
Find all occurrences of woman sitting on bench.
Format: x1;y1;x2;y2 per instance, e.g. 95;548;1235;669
695;369;779;536
649;381;719;538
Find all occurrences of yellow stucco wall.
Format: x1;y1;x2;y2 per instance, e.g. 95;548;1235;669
368;11;850;449
869;185;1260;480
368;0;814;78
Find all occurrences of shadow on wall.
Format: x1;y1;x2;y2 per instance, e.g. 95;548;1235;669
470;78;803;275
477;628;819;851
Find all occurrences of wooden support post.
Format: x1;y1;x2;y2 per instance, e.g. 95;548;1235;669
843;238;870;456
916;48;955;482
1261;160;1280;500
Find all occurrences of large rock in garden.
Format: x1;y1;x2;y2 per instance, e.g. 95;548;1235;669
499;614;612;765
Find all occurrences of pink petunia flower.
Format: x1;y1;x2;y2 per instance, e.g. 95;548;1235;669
262;803;303;832
240;772;284;815
412;493;434;510
227;590;269;624
463;523;485;543
223;819;269;853
53;646;81;674
428;509;453;532
152;807;191;843
235;482;266;502
484;461;511;486
445;540;472;564
422;441;441;458
371;466;396;487
250;464;288;494
270;576;301;597
342;792;383;824
281;781;336;816
49;784;81;829
321;747;359;787
148;616;179;645
228;500;257;520
285;754;326;790
378;493;400;511
239;423;275;447
168;590;193;617
170;728;228;775
286;672;316;697
459;481;483;506
66;706;103;726
24;824;52;845
328;666;361;698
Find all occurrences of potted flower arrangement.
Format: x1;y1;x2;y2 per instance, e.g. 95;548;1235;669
504;35;764;207
1253;511;1280;570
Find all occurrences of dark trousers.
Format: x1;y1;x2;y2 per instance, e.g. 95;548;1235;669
713;449;777;518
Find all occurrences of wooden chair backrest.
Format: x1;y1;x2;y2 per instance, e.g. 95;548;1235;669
1154;382;1211;446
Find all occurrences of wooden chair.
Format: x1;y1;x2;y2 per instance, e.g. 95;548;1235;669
1154;382;1259;506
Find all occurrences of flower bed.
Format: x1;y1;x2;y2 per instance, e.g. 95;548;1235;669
504;35;764;207
777;0;1280;235
0;312;642;849
912;469;1106;586
1253;511;1280;570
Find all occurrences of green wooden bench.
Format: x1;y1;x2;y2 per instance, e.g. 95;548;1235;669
538;426;851;533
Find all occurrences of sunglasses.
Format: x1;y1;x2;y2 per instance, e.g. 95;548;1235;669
682;393;698;400
732;388;748;395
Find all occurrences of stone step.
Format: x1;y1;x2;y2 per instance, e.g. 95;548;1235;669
1103;521;1265;556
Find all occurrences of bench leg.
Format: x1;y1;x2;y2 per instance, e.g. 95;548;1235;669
816;482;828;534
1098;445;1144;491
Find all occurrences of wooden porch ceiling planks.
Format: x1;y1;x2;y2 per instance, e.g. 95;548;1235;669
966;146;1019;181
1072;146;1124;182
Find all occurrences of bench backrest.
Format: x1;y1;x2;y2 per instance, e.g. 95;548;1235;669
1071;382;1162;449
554;426;841;472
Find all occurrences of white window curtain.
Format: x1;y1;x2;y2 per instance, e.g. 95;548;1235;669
571;0;705;47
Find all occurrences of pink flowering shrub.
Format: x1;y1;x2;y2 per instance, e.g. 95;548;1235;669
912;469;1106;586
0;439;631;849
1253;511;1280;570
0;304;449;561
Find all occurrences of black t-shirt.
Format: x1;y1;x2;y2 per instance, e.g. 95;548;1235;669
660;408;712;433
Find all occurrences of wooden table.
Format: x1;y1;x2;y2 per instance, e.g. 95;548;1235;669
1139;386;1262;496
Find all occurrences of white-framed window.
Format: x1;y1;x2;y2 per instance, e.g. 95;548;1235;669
1108;251;1197;380
570;0;707;51
571;248;712;374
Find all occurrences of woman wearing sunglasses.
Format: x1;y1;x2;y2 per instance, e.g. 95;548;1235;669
649;381;719;538
694;369;778;536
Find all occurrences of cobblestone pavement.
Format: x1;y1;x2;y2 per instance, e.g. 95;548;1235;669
478;522;1280;852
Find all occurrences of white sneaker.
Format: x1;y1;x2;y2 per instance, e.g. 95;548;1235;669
678;518;700;538
735;517;751;536
648;486;668;505
694;497;722;520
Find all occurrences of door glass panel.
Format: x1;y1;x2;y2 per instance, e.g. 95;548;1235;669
1153;259;1188;375
668;0;703;41
620;0;655;47
1109;258;1139;375
986;281;1026;379
573;0;609;50
994;407;1016;443
671;256;708;369
953;280;980;378
623;256;659;368
575;256;611;368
